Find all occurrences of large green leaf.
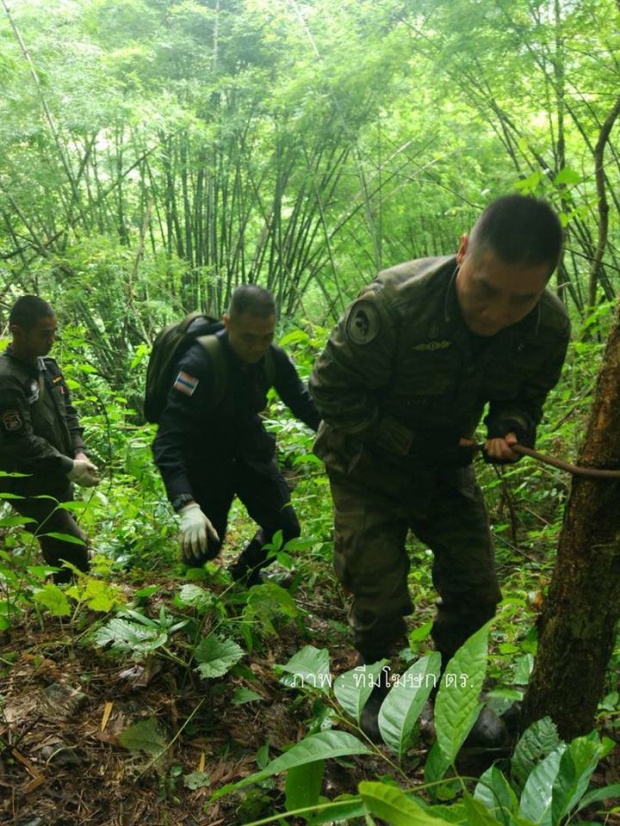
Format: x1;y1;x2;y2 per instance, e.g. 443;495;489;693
194;635;244;678
518;745;566;825
285;760;325;814
43;531;86;546
378;652;442;758
359;780;455;825
333;659;390;721
511;718;561;789
473;766;519;825
304;796;367;824
213;731;370;797
551;732;608;823
462;792;512;826
424;740;452;786
118;717;167;757
176;583;214;611
32;584;71;617
277;645;332;694
434;621;491;763
91;617;167;656
576;783;620;813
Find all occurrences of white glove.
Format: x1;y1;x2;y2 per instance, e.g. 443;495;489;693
178;503;220;561
67;458;100;487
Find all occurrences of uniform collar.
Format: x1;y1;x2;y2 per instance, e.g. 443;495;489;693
4;345;46;373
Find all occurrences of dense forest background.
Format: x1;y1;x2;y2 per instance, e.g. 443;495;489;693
1;1;620;824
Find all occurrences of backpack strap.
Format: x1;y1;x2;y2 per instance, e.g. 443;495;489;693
197;335;226;410
196;335;277;411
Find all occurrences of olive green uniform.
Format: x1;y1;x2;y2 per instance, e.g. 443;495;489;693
0;348;89;581
309;256;570;664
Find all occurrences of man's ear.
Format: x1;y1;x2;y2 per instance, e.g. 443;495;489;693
222;313;230;330
456;234;469;266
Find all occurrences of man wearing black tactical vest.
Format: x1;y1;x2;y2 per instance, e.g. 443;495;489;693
152;285;320;584
309;195;571;745
0;296;99;582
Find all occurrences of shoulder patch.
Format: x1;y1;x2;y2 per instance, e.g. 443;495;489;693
173;371;199;397
0;410;23;432
345;301;381;345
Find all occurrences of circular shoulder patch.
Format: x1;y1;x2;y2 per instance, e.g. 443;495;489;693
345;300;381;345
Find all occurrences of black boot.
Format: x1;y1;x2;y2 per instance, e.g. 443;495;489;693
228;533;270;587
228;555;264;587
356;654;392;744
360;681;390;743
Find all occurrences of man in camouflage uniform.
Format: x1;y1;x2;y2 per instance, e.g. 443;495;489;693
309;195;570;741
0;296;99;582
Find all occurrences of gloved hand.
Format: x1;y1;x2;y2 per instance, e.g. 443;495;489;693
408;427;477;468
178;503;220;563
67;458;100;487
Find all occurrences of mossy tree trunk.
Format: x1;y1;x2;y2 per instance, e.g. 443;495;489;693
521;307;620;741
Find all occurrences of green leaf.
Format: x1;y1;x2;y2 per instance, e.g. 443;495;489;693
194;635;244;678
473;766;519;824
32;584;71;617
183;770;210;790
512;717;561;789
0;514;35;527
231;687;263;705
359;780;454;825
333;659;390;721
424;740;452;787
285;760;325;813
247;581;299;618
576;783;620;812
553;167;582;186
519;745;566;825
277;645;332;694
305;795;368;824
176;583;213;610
42;531;86;546
551;732;606;822
56;500;91;513
216;731;371;796
91;617;167;656
118;717;166;757
378;652;442;758
434;621;491;763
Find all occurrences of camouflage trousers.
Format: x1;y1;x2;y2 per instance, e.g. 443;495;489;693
326;457;502;666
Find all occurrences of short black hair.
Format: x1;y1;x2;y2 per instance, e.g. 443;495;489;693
229;285;276;320
9;295;55;332
468;195;563;278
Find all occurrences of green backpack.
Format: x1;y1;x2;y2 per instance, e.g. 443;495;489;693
143;311;275;423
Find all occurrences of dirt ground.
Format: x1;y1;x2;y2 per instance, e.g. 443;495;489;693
1;572;619;826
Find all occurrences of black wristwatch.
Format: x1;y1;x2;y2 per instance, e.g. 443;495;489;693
172;493;196;512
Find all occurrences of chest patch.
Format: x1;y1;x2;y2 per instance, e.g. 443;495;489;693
0;410;24;432
345;301;381;345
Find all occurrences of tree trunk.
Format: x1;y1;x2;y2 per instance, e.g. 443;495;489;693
521;308;620;741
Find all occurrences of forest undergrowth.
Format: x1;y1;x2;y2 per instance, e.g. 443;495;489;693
1;325;619;826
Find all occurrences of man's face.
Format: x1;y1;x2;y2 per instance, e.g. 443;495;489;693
224;311;276;364
12;315;57;361
455;235;550;337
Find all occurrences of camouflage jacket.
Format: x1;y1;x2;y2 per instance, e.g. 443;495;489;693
309;256;570;465
0;348;86;493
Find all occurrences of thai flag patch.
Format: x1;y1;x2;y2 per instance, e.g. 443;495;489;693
173;371;199;396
